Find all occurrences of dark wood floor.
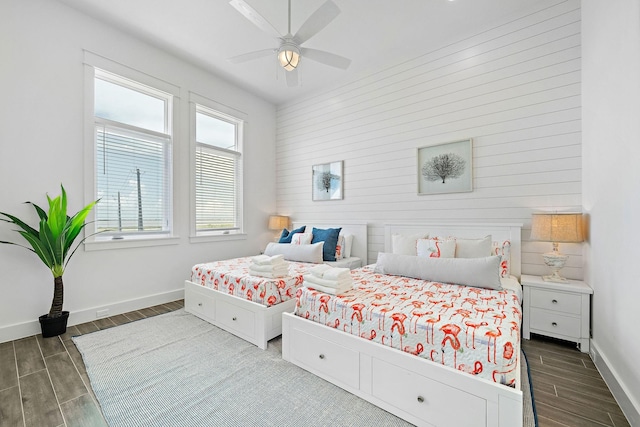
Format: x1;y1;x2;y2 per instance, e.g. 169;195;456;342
0;301;630;427
522;335;630;427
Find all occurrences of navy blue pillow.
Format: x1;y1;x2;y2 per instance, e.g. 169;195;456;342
278;226;306;243
312;227;342;261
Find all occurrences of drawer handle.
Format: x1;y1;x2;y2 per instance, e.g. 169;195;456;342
417;396;425;403
319;354;325;360
198;303;202;307
552;322;558;327
232;316;237;321
552;299;558;304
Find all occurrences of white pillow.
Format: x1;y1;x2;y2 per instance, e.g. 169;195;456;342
335;234;345;260
343;234;354;258
291;232;313;245
391;233;429;256
416;238;456;258
492;240;512;277
374;252;502;290
455;235;492;258
263;242;324;263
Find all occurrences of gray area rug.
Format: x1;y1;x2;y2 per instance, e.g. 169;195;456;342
74;310;536;427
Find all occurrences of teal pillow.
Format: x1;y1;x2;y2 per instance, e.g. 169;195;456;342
312;227;342;261
278;226;306;243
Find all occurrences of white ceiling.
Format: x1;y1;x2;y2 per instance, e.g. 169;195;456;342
57;0;553;106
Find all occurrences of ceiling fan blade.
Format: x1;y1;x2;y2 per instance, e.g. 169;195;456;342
301;48;351;70
229;0;282;40
286;68;299;87
227;48;275;64
293;0;340;44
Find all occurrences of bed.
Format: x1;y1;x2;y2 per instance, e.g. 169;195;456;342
184;221;368;349
282;222;523;427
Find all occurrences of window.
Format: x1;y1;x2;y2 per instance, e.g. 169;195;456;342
93;69;173;239
193;101;244;236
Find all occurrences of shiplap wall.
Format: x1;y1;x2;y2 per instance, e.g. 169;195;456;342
276;0;582;279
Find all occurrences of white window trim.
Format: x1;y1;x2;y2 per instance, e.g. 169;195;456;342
83;50;180;250
84;236;181;252
189;92;247;243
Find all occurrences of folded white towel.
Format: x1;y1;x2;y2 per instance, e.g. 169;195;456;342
251;254;285;265
248;268;288;278
249;262;289;273
303;274;352;289
303;280;351;296
251;254;271;264
310;264;332;278
322;267;350;282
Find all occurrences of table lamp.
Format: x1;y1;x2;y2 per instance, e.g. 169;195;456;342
530;212;584;283
268;215;289;239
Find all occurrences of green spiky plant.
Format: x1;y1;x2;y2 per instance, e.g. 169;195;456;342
0;185;98;319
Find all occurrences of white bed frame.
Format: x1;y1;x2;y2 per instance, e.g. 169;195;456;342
184;221;368;350
282;222;524;427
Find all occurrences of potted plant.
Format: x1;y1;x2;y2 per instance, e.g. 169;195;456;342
0;185;98;337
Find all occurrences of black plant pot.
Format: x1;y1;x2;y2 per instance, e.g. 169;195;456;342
39;311;69;338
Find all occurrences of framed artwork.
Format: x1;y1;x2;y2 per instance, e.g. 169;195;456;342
417;139;473;195
312;161;343;201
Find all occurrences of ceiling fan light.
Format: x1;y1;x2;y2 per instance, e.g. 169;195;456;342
278;48;300;71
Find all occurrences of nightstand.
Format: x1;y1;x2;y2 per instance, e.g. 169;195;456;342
521;274;593;353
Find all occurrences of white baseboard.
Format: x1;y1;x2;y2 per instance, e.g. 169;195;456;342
590;340;639;426
0;288;184;343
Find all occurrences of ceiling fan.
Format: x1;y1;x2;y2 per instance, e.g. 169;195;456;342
228;0;351;87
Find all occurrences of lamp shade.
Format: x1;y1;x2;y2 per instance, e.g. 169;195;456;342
268;215;289;230
530;213;584;243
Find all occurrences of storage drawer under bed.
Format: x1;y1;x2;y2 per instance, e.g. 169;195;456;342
372;358;486;427
216;299;256;339
184;283;216;322
290;328;360;390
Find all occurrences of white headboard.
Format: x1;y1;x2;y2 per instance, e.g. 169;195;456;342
384;222;523;278
291;220;368;262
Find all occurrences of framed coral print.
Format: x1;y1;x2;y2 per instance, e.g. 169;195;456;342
312;161;343;201
418;139;473;195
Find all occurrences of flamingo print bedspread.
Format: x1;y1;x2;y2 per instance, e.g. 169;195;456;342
293;265;522;386
191;257;308;307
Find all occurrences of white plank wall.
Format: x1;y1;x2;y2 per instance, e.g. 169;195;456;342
275;0;583;279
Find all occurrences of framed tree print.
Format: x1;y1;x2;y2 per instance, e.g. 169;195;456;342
418;139;473;195
312;161;343;201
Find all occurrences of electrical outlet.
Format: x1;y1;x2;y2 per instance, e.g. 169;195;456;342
96;309;110;318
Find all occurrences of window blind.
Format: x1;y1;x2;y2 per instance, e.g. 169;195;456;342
95;124;171;234
195;144;239;231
